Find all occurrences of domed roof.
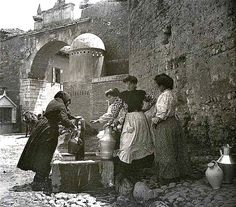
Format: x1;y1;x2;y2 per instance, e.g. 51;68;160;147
71;33;105;50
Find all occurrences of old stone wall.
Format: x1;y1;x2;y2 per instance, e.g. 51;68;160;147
81;0;129;75
64;82;91;120
20;79;62;115
0;36;23;105
34;3;75;30
0;0;129;132
91;74;127;120
129;0;236;152
64;74;128;122
0;36;25;131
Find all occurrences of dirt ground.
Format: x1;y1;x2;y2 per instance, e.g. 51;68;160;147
1;134;236;207
0;134;117;207
0;134;50;207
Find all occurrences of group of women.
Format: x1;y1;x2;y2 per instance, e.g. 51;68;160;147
92;73;190;185
17;73;190;192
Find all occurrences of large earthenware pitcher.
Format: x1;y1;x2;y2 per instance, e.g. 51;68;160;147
205;160;223;189
217;144;236;184
100;125;116;160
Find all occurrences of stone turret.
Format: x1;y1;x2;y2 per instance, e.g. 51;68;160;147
66;33;105;82
37;4;42;15
33;4;43;23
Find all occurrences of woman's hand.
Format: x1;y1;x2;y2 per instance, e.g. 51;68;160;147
103;122;110;129
151;122;157;129
112;119;120;127
151;117;160;124
78;138;83;145
142;106;151;113
90;120;100;124
151;117;161;129
53;149;63;161
70;124;77;131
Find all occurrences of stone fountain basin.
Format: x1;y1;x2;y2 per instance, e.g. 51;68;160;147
59;152;100;161
51;152;114;193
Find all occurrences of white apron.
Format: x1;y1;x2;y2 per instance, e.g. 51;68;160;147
117;112;154;164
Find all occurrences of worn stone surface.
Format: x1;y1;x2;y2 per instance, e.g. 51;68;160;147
129;0;236;153
51;159;115;193
91;74;127;120
1;134;236;207
0;35;26;132
33;1;75;30
1;0;236;155
0;0;129;132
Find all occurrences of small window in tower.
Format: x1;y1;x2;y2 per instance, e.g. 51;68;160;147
52;67;61;83
55;68;61;83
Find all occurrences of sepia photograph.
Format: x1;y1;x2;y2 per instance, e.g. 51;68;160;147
0;0;236;206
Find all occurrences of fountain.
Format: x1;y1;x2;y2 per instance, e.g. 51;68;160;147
51;118;114;193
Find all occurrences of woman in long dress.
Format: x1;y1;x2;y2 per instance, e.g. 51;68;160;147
110;76;156;181
151;73;190;184
17;91;76;191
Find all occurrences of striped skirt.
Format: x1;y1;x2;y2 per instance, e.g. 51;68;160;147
152;116;190;179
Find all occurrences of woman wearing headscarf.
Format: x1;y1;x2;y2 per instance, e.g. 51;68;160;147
17;91;76;191
151;73;190;184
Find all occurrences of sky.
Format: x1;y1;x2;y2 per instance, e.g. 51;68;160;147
0;0;82;31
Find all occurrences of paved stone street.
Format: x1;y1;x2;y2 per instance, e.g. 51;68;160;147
0;134;236;207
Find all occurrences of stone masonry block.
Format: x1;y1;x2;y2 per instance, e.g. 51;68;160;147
51;159;114;193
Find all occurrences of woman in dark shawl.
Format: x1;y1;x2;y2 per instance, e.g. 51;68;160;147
17;91;76;191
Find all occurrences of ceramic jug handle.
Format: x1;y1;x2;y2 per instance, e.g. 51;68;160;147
211;160;218;166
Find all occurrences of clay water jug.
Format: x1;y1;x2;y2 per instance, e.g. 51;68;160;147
100;125;116;160
217;144;236;184
205;160;223;189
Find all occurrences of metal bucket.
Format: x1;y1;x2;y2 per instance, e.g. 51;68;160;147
218;163;235;184
100;126;116;160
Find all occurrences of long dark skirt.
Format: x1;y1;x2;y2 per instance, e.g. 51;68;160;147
17;117;59;177
114;153;154;181
152;117;190;180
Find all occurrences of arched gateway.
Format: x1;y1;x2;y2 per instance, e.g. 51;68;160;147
21;33;107;119
21;40;69;115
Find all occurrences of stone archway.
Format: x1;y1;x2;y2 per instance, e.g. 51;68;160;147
29;40;68;79
21;40;69;114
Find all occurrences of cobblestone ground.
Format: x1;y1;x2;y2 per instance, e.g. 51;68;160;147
0;134;236;207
